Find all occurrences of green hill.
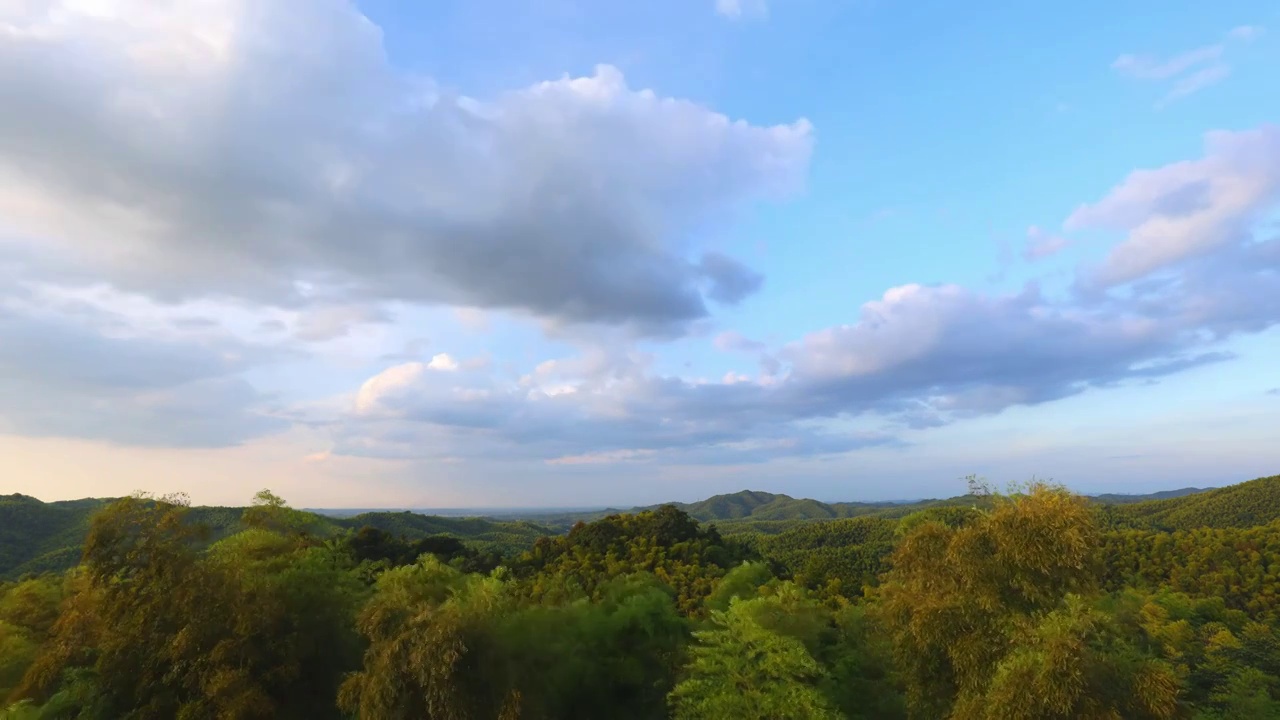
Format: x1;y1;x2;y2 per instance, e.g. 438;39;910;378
661;490;904;523
1101;475;1280;530
0;495;552;581
3;476;1272;581
1090;487;1206;504
0;494;110;579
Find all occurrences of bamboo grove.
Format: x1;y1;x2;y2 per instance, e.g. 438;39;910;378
5;475;1280;719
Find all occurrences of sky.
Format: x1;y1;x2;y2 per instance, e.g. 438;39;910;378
2;0;1279;509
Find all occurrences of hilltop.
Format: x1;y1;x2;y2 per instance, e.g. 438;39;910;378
8;476;1277;581
0;494;550;581
1097;475;1280;530
491;484;1217;530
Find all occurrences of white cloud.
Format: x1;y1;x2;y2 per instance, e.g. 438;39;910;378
3;1;1279;479
713;330;766;353
1111;26;1262;105
1023;225;1070;261
1067;126;1280;287
318;121;1280;464
426;353;460;371
1112;45;1224;81
0;0;811;334
1229;25;1265;41
716;0;768;21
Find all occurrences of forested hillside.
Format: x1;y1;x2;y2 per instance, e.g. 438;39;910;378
3;475;1280;718
1096;475;1280;530
0;494;549;581
430;485;1214;533
2;482;1216;581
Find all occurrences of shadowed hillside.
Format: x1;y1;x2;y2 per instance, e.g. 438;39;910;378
0;495;551;581
0;478;1251;581
1098;475;1280;530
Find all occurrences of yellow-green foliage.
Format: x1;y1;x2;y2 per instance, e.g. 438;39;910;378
876;484;1179;719
1101;475;1280;531
10;474;1280;719
514;505;742;614
1103;520;1280;620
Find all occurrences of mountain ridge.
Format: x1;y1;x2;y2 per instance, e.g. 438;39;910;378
8;477;1276;582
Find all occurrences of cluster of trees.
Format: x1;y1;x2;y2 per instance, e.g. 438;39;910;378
5;478;1280;718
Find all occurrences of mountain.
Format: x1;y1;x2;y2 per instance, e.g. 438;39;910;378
0;494;551;581
1100;476;1280;530
637;490;896;523
0;494;111;580
1089;488;1206;504
662;486;1218;525
2;477;1269;581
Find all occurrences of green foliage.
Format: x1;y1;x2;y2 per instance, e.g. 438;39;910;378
9;492;365;719
756;516;898;598
0;575;64;701
8;473;1280;718
1101;475;1280;531
514;505;743;614
0;495;550;581
0;495;110;581
1102;520;1280;620
669;596;841;720
876;483;1180;719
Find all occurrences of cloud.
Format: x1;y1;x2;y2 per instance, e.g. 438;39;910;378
1112;45;1224;81
332;349;900;465
294;304;392;342
322;274;1234;464
5;1;1278;473
1067;126;1280;288
321;123;1280;465
716;0;768;21
1111;27;1261;105
1023;225;1070;261
1229;25;1265;41
0;291;285;447
697;251;765;304
1267;388;1280;396
775;283;1232;426
426;353;460;372
713;330;767;353
0;0;811;335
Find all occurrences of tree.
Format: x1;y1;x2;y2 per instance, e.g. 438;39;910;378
669;596;840;720
876;482;1179;719
12;492;363;720
338;557;520;720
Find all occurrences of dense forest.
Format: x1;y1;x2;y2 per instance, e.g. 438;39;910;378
3;475;1280;718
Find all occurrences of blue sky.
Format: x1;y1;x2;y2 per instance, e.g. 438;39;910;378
0;0;1278;508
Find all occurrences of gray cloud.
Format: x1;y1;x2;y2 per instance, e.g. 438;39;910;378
293;304;393;342
697;252;765;304
0;0;810;335
0;298;286;447
324;125;1280;464
330;354;900;465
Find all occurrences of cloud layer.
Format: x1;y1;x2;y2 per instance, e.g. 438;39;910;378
0;284;285;447
1;1;1277;478
326;126;1280;465
0;0;810;334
